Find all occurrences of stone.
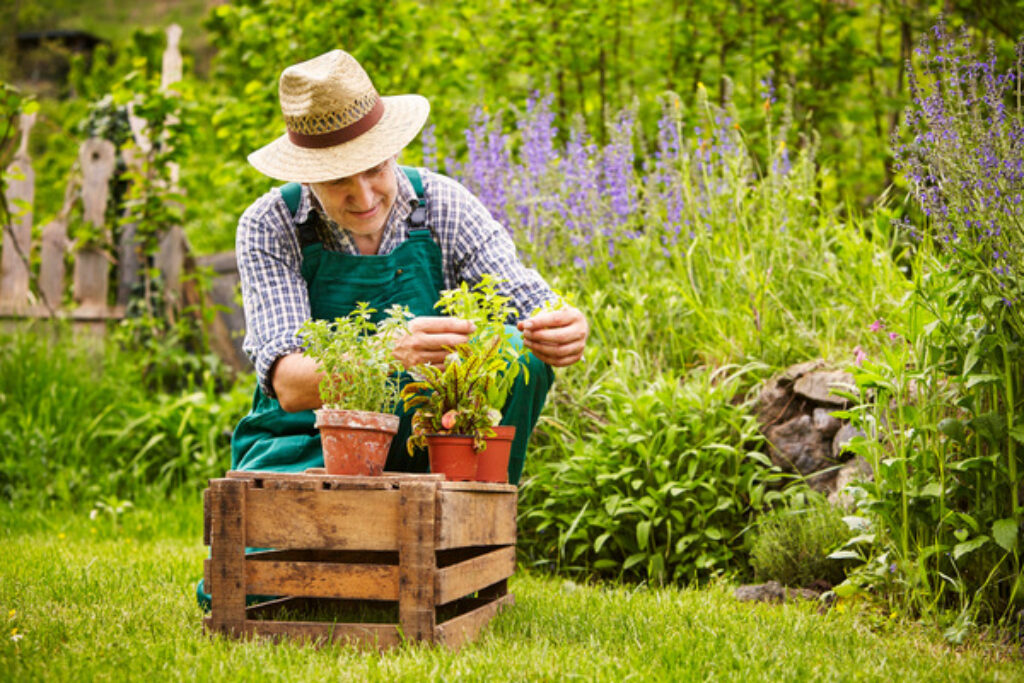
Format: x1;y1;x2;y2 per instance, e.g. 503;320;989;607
779;359;825;386
734;581;821;603
831;422;866;459
812;407;842;438
827;456;873;509
793;370;855;406
764;414;833;475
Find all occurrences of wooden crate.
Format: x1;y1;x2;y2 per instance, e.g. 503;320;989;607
202;470;517;649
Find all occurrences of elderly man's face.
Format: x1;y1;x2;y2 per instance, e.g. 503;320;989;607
309;159;397;237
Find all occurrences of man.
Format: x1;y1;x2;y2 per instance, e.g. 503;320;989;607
232;49;588;485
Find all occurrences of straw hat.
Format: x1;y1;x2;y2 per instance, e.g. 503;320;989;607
247;50;430;183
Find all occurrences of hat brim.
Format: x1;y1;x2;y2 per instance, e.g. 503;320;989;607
247;94;430;183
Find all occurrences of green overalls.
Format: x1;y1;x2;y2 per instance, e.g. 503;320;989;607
196;169;553;609
232;168;553;483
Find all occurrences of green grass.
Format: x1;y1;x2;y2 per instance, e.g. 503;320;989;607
1;498;1019;682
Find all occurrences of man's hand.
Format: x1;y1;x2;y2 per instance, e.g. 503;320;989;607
393;316;476;369
517;305;588;367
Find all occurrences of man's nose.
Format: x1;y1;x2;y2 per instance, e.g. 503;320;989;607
349;175;374;209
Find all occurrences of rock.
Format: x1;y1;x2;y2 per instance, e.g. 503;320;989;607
831;422;866;459
827;456;873;509
793;370;855;406
764;414;833;475
734;580;822;603
779;359;825;386
812;407;842;438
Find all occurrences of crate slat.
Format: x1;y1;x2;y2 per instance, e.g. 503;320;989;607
208;478;247;632
245;488;401;551
398;480;437;642
435;592;515;650
436;489;517;550
435;546;516;605
246;560;399;601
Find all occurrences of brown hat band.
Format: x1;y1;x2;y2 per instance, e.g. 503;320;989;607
287;97;385;149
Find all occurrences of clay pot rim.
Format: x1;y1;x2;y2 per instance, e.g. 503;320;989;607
314;408;400;433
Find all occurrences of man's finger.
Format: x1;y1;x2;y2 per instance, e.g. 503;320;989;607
410;316;475;334
522;323;586;346
413;333;472;350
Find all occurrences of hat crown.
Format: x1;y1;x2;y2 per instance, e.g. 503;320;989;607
279;50;379;136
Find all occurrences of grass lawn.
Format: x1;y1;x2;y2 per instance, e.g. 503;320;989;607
1;496;1020;682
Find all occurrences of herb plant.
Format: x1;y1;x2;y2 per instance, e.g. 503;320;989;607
402;275;531;451
299;302;413;413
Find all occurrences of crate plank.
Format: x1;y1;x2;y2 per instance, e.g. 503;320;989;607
435;546;516;605
204;616;401;649
245;488;400;551
398;480;437;642
246;560;399;601
208;479;246;632
436;490;517;549
435;592;515;650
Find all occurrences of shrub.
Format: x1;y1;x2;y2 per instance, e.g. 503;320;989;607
749;494;854;587
518;362;784;584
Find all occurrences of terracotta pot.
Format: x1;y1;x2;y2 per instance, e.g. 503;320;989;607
425;434;478;481
314;409;400;476
476;425;515;483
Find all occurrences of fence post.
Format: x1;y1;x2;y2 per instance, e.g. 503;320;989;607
154;23;186;319
0;112;37;315
72;138;116;326
38;179;77;313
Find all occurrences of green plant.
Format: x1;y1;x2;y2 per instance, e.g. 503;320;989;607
749;493;855;587
519;362;784;584
299;302;412;413
401;276;533;451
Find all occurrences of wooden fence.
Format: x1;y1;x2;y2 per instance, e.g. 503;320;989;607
0;25;249;370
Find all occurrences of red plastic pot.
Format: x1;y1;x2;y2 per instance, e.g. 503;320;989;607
476;425;515;483
426;434;478;481
314;409;400;476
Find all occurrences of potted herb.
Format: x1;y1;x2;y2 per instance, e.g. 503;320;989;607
401;275;529;482
299;302;412;476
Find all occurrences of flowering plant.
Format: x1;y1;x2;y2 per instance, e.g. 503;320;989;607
401;274;529;451
299;302;413;412
894;20;1024;337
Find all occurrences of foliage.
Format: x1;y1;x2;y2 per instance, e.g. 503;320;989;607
299;302;412;413
749;493;855;588
0;324;249;507
828;20;1024;632
402;276;531;451
519;363;784;584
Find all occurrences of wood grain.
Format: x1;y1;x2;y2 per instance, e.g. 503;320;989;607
435;592;515;650
245;488;401;551
246;560;399;601
436;489;517;549
398;480;437;642
435;546;515;605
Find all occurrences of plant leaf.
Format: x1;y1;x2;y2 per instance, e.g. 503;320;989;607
952;535;989;561
992;518;1018;552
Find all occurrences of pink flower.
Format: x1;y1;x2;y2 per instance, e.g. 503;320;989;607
441;410;457;430
888;332;900;341
853;345;867;367
869;319;884;332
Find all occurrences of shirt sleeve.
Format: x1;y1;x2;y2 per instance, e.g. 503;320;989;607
426;172;555;320
237;190;310;398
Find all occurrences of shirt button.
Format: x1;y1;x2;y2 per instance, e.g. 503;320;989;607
396;268;404;275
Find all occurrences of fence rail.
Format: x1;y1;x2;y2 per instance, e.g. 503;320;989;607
0;24;249;370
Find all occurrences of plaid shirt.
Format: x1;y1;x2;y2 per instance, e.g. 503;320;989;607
237;165;555;397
